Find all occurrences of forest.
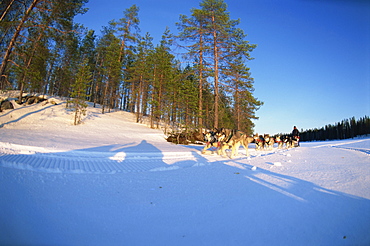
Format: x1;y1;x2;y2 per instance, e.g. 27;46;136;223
0;0;262;133
298;116;370;142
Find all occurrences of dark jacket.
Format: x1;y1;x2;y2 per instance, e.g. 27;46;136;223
292;128;299;137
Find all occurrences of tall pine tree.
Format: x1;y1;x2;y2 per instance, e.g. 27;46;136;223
177;0;260;130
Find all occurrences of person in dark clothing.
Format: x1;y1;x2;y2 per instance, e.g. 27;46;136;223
292;126;300;146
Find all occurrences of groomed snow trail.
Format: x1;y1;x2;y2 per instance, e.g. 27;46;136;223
1;138;369;174
0;145;197;174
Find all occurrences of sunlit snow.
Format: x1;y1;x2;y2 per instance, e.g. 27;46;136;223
1;94;369;246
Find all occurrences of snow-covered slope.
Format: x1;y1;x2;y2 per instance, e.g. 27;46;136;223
1;98;369;246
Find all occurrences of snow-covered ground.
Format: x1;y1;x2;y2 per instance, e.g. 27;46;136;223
1;96;369;246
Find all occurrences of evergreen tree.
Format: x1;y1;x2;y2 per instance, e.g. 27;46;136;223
176;10;209;129
149;28;176;129
125;32;155;122
177;0;259;130
0;0;42;89
108;5;141;113
224;55;262;133
178;65;199;130
11;21;51;102
113;4;140;64
0;0;88;90
95;27;122;113
68;57;91;125
200;0;229;128
53;31;81;97
79;29;97;101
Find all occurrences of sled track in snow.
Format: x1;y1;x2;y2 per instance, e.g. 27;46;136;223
0;143;291;174
1;139;368;174
0;149;199;174
313;139;370;156
0;141;278;174
331;146;370;155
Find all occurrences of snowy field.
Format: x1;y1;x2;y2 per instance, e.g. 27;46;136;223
1;96;369;246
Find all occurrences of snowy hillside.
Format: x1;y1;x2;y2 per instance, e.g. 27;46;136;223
1;97;370;246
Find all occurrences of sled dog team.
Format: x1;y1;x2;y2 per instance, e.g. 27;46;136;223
202;128;300;158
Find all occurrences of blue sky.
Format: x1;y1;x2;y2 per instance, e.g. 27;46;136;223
75;0;370;135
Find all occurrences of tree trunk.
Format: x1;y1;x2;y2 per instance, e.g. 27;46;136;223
150;65;157;129
198;29;204;130
136;75;143;123
156;74;163;129
118;20;130;63
213;27;219;129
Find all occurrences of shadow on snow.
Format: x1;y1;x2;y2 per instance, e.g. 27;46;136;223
1;140;370;245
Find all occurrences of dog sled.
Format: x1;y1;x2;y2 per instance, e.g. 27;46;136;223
292;136;300;147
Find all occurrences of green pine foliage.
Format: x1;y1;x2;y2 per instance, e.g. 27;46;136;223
124;32;154;122
68;58;91;125
1;0;265;133
176;0;260;130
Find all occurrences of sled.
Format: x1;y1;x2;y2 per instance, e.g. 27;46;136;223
292;136;300;147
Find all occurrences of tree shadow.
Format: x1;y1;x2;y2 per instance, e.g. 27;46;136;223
0;140;184;174
0;103;65;128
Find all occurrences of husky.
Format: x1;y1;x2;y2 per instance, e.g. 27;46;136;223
254;134;265;150
216;128;254;158
283;135;293;148
201;131;220;154
264;134;275;150
275;135;284;149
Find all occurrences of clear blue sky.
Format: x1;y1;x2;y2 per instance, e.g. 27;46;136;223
75;0;370;135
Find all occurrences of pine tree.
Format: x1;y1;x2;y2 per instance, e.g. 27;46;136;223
176;10;209;129
68;57;91;125
125;32;155;122
177;0;259;130
54;31;81;97
150;28;176;129
79;29;97;102
113;4;140;64
0;0;42;89
224;55;262;133
95;27;122;113
0;0;88;90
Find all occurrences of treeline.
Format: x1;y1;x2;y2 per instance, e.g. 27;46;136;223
0;0;262;133
299;116;370;142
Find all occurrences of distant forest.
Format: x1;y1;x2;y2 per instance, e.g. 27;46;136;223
297;116;370;142
0;0;262;133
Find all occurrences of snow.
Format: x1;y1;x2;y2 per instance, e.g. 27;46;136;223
1;96;370;246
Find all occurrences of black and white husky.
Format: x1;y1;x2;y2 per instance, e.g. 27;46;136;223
254;134;265;150
201;131;220;154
